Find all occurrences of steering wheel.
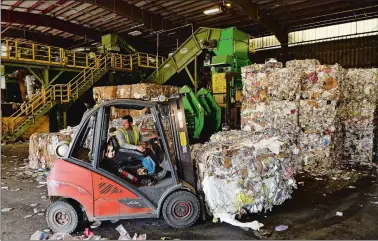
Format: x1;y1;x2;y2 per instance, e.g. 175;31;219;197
148;136;161;144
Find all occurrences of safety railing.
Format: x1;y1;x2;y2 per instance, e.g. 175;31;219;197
1;39;165;71
2;55;109;137
136;52;165;68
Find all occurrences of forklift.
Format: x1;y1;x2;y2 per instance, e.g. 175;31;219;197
46;96;202;233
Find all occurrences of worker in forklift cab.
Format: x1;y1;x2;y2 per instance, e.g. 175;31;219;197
114;115;159;176
115;115;158;152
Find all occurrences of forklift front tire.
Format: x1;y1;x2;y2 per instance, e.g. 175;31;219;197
162;190;200;228
46;200;79;234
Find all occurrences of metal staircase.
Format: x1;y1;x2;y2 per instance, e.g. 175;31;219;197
1;39;167;141
2;55;109;141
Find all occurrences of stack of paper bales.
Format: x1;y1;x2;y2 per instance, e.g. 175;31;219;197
288;60;343;169
338;68;378;164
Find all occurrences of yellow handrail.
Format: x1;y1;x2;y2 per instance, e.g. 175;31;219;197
1;39;165;71
1;41;166;138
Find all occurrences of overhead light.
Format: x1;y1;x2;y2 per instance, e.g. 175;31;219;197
204;7;223;15
225;2;231;7
128;30;142;36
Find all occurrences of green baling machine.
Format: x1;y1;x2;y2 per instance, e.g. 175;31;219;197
179;85;221;140
147;27;253;134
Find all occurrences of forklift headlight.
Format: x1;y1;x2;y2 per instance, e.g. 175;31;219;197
55;141;70;158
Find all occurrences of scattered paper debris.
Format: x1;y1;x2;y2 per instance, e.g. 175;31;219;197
348;186;356;189
2;208;13;212
298;181;304;185
275;225;289;232
24;214;33;218
336;211;343;217
30;230;45;240
315;177;324;181
30;203;38;207
90;221;102;229
116;225;146;240
1;186;9;190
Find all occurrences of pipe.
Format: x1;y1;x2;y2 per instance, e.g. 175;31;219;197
150;23;194;35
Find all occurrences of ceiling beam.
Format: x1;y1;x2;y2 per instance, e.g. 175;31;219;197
234;0;288;44
25;0;44;12
2;9;103;41
9;0;24;11
79;0;191;40
41;0;70;15
1;27;84;48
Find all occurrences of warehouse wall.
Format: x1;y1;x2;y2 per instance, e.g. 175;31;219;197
252;35;378;68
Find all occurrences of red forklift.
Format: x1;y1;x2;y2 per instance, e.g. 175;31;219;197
46;96;202;233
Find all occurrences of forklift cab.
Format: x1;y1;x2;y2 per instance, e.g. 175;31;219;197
46;97;201;233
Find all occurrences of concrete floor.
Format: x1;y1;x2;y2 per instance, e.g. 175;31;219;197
1;143;378;240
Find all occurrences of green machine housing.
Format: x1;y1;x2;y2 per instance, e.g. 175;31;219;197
100;34;137;54
206;27;251;108
179;86;221;140
146;27;253;137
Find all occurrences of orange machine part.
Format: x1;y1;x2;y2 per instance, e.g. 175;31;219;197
47;159;95;220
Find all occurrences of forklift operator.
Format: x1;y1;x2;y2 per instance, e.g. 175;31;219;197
115;115;159;174
115;115;158;151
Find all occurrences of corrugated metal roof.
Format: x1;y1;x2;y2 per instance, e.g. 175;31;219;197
1;0;377;53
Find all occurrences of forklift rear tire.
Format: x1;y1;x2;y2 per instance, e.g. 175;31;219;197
162;190;200;228
46;200;79;234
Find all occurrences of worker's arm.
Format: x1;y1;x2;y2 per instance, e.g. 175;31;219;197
139;131;158;142
115;130;137;150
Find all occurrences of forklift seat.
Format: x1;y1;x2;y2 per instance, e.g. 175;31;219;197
107;135;145;166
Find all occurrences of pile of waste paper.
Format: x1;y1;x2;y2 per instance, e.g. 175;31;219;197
192;130;296;229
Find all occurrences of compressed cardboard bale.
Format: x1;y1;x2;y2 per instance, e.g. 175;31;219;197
298;133;332;153
299;100;338;134
241;62;283;76
241;62;286;103
297;150;332;169
241;100;299;134
286;59;320;69
192;130;297;223
242;71;269;103
301;64;342;100
110;108;129;120
116;85;133;99
93;86;117;103
339;99;376;128
343;125;375;163
162;85;180;97
341;68;378;100
29;132;72;169
131;83;162;99
268;68;301;101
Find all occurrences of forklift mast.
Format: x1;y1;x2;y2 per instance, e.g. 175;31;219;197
165;97;196;189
